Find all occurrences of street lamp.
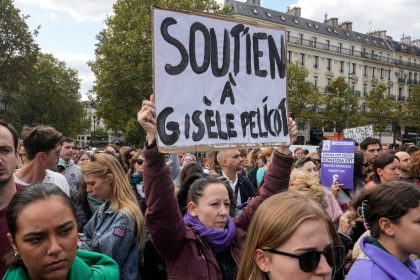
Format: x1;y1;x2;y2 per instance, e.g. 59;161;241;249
92;115;100;144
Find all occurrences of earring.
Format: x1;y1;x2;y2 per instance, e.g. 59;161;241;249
14;250;19;258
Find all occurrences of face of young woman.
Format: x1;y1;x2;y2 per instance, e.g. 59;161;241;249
189;183;230;230
301;161;320;181
264;219;333;280
389;204;420;259
135;156;144;173
9;197;78;280
378;158;400;183
77;154;90;167
83;173;112;200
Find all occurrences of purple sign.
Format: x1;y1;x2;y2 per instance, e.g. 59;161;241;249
321;140;354;190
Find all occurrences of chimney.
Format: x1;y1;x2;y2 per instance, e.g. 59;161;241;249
339;21;353;31
325;17;339;27
368;30;387;39
245;0;261;6
400;34;411;45
287;7;301;17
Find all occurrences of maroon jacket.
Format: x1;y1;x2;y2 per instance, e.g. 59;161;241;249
143;143;293;280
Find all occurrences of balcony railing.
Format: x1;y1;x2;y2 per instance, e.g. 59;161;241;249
287;36;420;70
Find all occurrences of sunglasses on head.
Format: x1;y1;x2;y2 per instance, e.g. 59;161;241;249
263;245;344;273
136;159;144;165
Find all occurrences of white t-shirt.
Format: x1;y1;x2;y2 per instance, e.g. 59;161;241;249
14;169;70;197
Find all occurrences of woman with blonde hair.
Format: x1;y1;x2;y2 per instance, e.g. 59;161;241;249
237;191;344;280
79;153;144;280
289;168;343;223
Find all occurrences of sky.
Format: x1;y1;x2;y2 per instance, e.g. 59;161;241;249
13;0;420;100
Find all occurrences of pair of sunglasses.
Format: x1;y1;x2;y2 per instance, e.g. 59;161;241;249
263;245;344;273
136;159;144;165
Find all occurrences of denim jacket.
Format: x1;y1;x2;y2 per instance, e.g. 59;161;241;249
79;201;140;280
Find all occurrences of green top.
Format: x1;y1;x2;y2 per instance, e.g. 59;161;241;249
2;250;119;280
372;240;389;254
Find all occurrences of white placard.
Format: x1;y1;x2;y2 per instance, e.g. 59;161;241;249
343;125;374;143
153;8;288;152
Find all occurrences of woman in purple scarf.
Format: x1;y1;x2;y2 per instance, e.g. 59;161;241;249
137;95;297;280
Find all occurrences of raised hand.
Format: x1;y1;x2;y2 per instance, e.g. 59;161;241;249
137;95;157;145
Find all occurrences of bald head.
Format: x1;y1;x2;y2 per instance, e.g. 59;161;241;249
395;151;411;176
217;149;243;173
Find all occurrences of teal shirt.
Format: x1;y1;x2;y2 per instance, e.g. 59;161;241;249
3;250;119;280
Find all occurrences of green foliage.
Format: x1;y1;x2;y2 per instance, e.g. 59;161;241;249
287;63;324;129
0;0;39;94
5;53;85;137
89;0;224;135
123;118;145;146
92;127;108;142
363;83;399;135
402;85;420;129
324;76;361;133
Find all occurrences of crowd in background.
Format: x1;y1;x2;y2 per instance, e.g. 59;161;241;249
0;99;419;280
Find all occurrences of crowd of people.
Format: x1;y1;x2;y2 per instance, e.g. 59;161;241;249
0;96;419;279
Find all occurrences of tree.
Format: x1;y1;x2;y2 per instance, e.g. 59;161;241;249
123;118;145;147
5;53;85;137
0;0;39;95
92;127;108;142
401;85;420;130
287;63;324;129
323;76;361;133
89;0;224;142
363;83;399;137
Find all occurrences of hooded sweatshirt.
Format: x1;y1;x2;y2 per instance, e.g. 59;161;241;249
346;236;420;280
3;250;119;280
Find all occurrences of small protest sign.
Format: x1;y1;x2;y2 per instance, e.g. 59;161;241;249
343;125;373;144
153;8;288;152
321;140;355;190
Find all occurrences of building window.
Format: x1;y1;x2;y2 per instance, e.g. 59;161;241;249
362;48;366;57
326;40;330;50
372;67;376;78
314;56;319;68
399;87;403;98
286;31;290;42
300;53;305;66
371;50;375;59
364;66;368;76
299;33;303;44
388;70;392;81
338;43;342;53
288;51;292;62
351;82;355;93
387;53;390;63
380;68;384;79
363;84;368;96
351;46;355;56
388;87;391;95
352;63;356;74
327;58;332;70
327;78;331;85
313;76;318;88
339;61;344;73
311;36;317;48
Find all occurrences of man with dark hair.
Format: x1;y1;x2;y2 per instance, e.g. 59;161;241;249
14;125;70;196
0;121;22;277
360;137;382;174
60;137;82;190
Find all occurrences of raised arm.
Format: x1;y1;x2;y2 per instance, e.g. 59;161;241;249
138;95;186;262
235;118;297;230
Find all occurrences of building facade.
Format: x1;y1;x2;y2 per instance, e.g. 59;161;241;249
228;0;420;144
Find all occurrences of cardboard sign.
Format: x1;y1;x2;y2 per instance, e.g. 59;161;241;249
153;8;288;152
343;125;373;144
321;140;354;190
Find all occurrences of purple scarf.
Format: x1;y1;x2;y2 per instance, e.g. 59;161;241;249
183;213;236;255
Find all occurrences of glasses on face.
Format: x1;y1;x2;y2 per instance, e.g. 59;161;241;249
136;159;144;165
263;245;345;273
